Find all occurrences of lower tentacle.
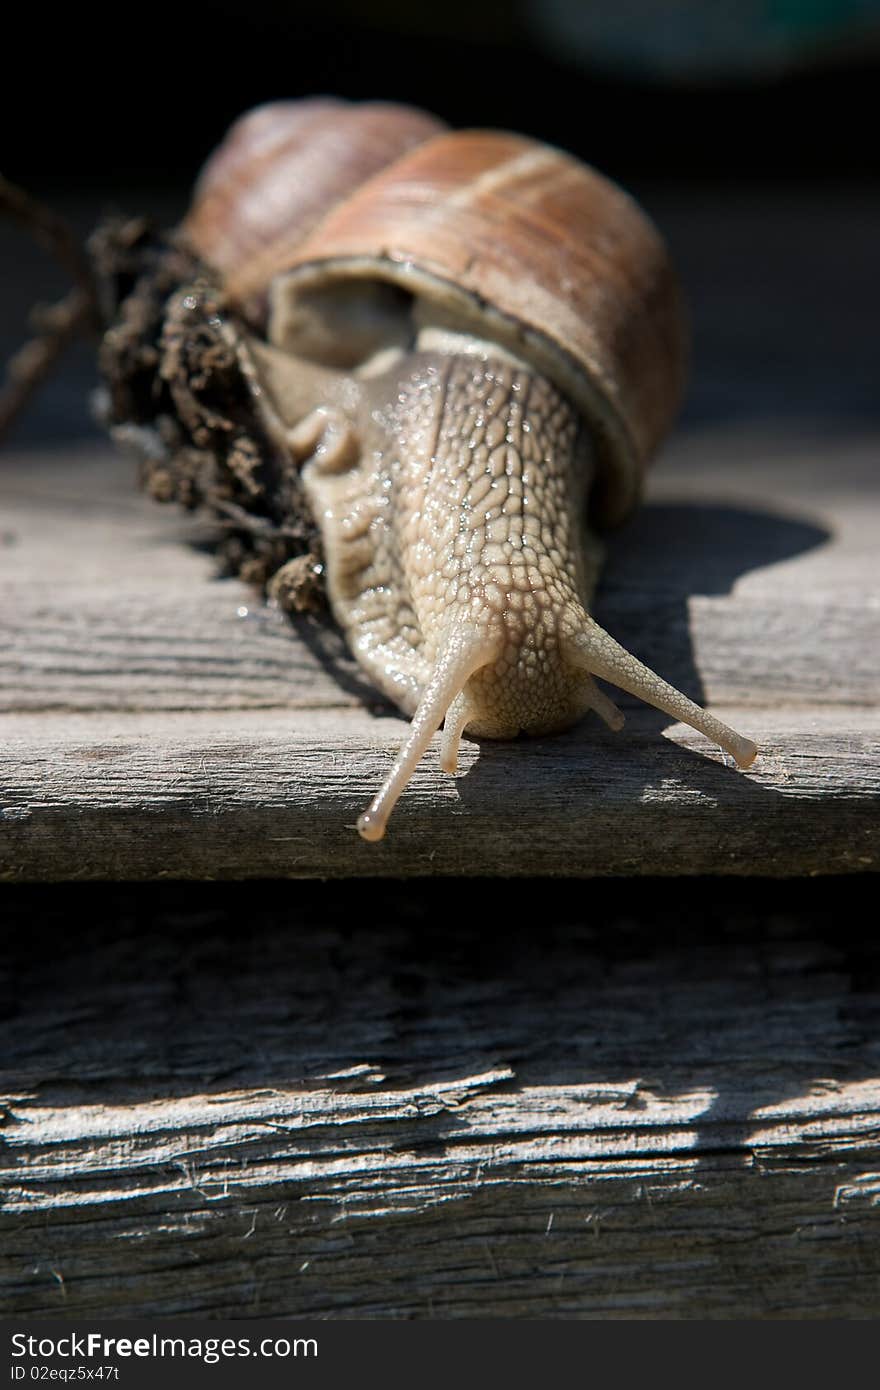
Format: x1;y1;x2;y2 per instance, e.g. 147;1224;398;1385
439;690;474;774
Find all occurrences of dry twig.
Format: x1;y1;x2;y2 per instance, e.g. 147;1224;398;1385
0;175;98;439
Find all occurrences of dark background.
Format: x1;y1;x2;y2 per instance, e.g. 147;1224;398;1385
6;0;880;190
4;0;879;446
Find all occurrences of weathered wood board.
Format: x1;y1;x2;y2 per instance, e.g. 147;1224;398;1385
1;876;878;1318
1;426;878;878
1;182;879;1324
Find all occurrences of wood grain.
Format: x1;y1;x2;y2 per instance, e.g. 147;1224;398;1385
1;426;878;878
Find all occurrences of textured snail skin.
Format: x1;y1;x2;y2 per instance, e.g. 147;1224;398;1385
179;100;757;840
305;353;618;841
306;358;598;723
245;333;756;842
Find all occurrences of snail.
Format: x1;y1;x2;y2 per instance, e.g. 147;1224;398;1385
2;98;758;840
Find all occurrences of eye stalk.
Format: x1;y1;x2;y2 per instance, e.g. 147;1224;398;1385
563;620;757;769
356;625;503;843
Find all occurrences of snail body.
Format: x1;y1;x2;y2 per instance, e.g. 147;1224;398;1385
114;99;758;839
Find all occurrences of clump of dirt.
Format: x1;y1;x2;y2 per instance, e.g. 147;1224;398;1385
90;216;326;613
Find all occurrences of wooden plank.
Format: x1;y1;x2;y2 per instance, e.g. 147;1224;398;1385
2;877;878;1317
2;706;877;878
2;426;878;878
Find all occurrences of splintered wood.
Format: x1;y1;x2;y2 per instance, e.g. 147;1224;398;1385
1;881;878;1317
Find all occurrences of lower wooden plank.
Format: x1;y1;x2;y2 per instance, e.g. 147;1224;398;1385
3;1159;879;1318
1;878;878;1317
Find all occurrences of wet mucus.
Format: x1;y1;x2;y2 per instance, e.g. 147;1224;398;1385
90;216;325;614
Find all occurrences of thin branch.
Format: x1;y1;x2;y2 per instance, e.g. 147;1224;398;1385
0;174;99;442
0;287;93;438
0;174;96;305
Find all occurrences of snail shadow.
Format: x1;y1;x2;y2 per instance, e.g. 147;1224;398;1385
289;611;394;712
595;497;830;708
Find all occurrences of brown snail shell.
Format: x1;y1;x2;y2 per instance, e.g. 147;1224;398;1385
255;129;687;527
148;99;756;839
188;107;685;527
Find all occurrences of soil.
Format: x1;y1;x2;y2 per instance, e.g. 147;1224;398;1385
90;217;326;613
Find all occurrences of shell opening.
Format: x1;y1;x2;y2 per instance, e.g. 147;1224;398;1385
278;279;415;369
